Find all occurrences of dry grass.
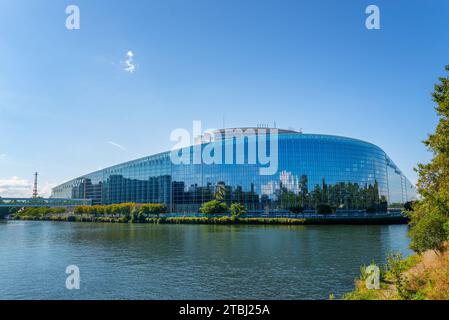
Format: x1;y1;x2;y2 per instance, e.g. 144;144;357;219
345;245;449;300
344;281;398;300
403;246;449;300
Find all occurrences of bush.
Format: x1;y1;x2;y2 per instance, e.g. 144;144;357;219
199;200;227;215
230;203;247;217
403;201;417;212
13;207;66;219
73;203;167;218
74;206;88;215
382;253;424;299
445;221;449;242
409;212;448;254
16;203;169;223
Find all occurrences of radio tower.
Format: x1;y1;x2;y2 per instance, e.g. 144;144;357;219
32;172;39;198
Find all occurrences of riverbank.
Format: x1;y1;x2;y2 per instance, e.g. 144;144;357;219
10;205;408;225
343;246;449;300
13;215;307;225
12;213;408;225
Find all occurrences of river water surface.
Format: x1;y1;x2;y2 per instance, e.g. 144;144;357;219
0;221;412;299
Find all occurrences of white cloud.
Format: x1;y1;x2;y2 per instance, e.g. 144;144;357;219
0;153;6;160
0;177;32;198
123;50;136;73
0;177;56;198
108;141;128;152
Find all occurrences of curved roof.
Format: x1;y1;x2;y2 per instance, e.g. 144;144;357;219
53;128;394;187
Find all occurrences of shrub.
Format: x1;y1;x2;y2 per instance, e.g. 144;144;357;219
230;203;247;217
409;212;448;254
13;207;66;219
445;221;449;242
72;203;167;219
403;201;417;212
382;253;424;300
74;206;88;215
199;200;227;215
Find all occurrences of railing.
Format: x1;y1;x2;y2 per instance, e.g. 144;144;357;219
0;198;92;208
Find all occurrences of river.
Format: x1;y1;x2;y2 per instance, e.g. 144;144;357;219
0;221;412;300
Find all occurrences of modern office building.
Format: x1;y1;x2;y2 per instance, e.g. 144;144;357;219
52;128;417;213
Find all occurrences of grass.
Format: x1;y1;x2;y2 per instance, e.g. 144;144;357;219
343;247;449;300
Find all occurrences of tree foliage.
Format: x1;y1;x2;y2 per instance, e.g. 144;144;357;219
278;179;387;213
199;200;228;215
409;213;448;254
230;203;247;217
14;207;66;219
74;203;167;218
409;65;449;253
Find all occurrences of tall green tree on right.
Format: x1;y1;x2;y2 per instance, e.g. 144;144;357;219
409;65;449;253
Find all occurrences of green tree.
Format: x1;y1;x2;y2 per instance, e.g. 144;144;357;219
409;213;448;254
199;200;227;215
139;203;167;218
409;65;449;253
230;203;247;217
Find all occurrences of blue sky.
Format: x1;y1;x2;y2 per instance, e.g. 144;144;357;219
0;0;448;197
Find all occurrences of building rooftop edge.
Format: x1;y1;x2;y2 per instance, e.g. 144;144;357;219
52;131;390;190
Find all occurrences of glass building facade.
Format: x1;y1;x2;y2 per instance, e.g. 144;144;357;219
52;130;417;213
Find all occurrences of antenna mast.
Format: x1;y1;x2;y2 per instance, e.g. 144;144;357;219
32;172;38;198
